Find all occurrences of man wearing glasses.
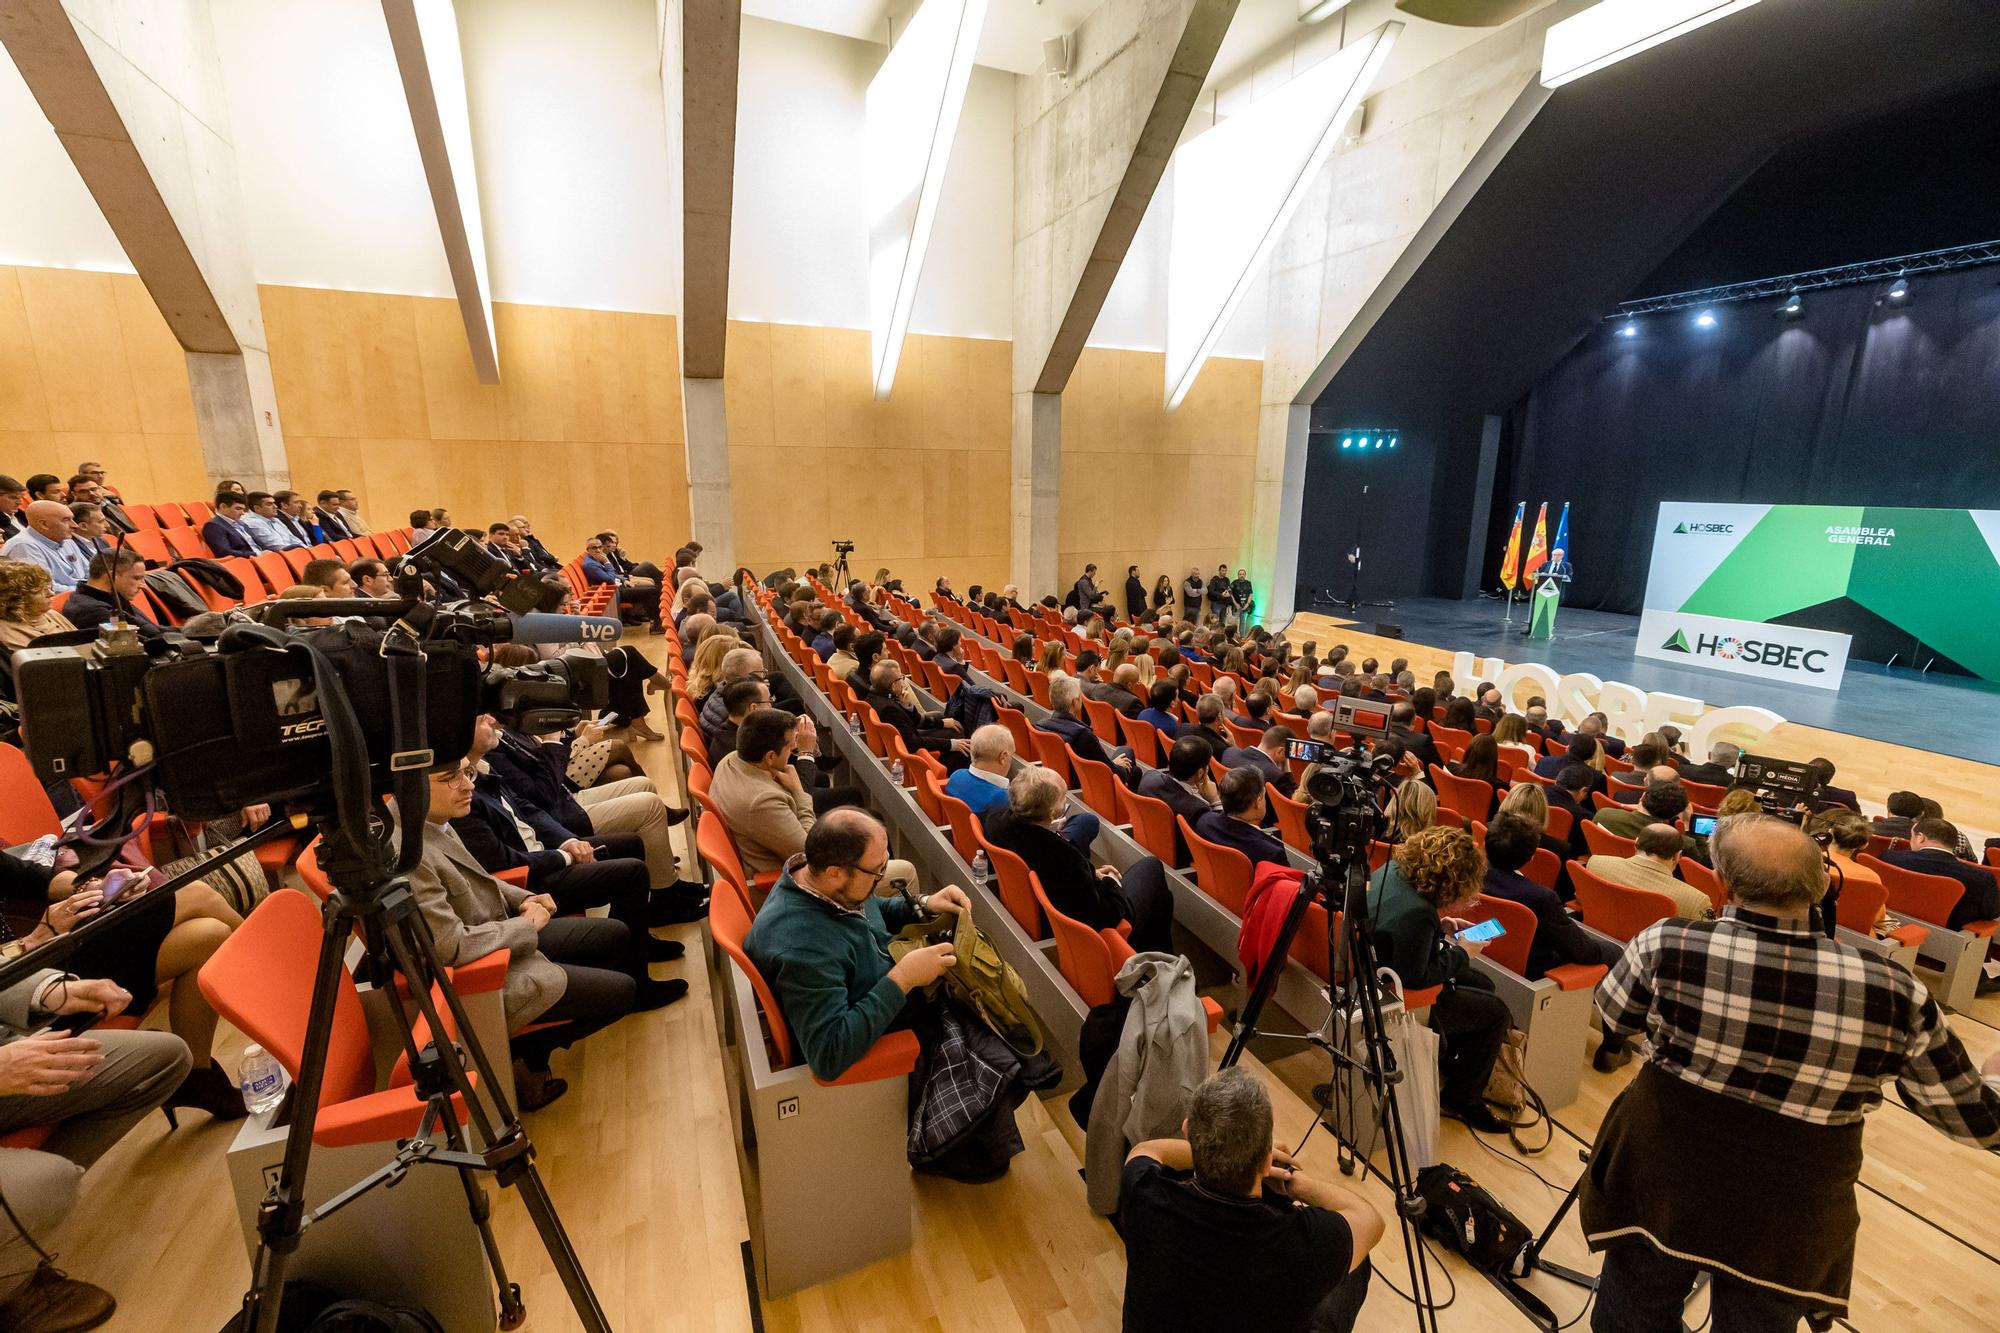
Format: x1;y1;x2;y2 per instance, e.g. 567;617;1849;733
744;809;969;1082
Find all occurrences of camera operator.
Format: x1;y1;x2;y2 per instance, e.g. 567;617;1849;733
1364;826;1513;1132
1582;814;2000;1331
1120;1068;1381;1333
0;970;189;1328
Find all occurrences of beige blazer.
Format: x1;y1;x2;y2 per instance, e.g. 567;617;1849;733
708;751;815;876
402;819;566;1028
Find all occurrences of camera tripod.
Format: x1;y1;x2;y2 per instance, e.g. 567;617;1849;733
235;819;606;1333
1219;769;1440;1333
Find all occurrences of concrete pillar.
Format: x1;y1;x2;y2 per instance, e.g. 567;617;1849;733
1009;391;1060;598
677;0;740;381
1009;0;1238;597
1248;12;1563;624
0;0;287;490
683;377;735;572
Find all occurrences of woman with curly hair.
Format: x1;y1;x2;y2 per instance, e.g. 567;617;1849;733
1366;824;1514;1131
0;559;75;653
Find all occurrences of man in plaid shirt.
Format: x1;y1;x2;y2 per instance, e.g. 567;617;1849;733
1581;814;2000;1331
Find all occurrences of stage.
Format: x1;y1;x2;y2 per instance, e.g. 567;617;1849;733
1287;597;2000;838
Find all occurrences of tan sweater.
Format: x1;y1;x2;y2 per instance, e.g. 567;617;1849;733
709;751;816;875
1587;853;1714;920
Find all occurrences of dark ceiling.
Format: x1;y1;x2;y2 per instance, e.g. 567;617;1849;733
1304;0;2000;599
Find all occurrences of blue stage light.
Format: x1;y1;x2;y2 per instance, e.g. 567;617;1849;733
1388;436;1398;448
1695;310;1716;328
1617;320;1637;337
1341;437;1352;449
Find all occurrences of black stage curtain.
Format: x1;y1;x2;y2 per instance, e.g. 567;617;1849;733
1497;264;2000;614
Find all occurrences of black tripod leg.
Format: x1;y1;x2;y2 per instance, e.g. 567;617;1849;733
1527;1150;1597;1290
378;909;611;1333
243;903;356;1333
1221;877;1321;1069
431;1088;528;1330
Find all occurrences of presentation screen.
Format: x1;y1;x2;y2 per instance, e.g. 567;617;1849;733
1639;503;2000;685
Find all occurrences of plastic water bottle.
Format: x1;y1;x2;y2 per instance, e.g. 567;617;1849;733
970;849;991;886
848;714;864;739
239;1044;288;1115
888;758;906;786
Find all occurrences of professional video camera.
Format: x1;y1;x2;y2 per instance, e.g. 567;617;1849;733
1737;753;1823;823
13;527;609;820
4;525;623;1332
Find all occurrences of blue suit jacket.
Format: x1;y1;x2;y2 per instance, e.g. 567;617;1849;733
482;730;590;838
1193;809;1290;872
450;775;576;884
202;515;258;559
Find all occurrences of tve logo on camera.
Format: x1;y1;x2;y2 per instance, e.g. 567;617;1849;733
1636;610;1850;691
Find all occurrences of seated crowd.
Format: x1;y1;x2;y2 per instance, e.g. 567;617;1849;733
727;560;2000;1332
0;458;749;1327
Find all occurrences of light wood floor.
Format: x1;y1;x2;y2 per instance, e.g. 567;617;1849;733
53;637;2000;1331
1288;612;2000;840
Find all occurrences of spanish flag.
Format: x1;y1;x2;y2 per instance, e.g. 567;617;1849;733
1521;502;1550;582
1498;502;1525;590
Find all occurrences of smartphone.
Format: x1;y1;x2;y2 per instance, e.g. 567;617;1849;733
1690;815;1718;838
1455;917;1506;944
96;868;136;905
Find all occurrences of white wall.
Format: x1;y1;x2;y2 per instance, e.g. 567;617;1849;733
209;0;450;297
730;15;1012;340
1088;162;1269;360
458;0;679;314
0;48;132;271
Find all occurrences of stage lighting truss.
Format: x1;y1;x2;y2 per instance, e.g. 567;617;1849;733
1605;238;2000;323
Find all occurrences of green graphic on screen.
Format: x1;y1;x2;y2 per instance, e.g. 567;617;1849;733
1666;505;2000;682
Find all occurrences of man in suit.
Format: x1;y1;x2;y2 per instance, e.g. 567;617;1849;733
1181;695;1233;766
1194;768;1290;873
1124;565;1147;621
63;551;162;639
239;492;303;552
275;491;322;545
509;515;561;571
314;488;358;540
1534;735;1607;795
1040;675;1136;782
865;659;970;769
1138;735;1220;858
1084;662;1148;719
201;494;260;560
984;766;1172;952
1674;741;1739;788
451;715;684;959
0;476;25;542
1220;726;1297;800
1548;763;1598;859
1871;790;1925;842
1880;819;2000;931
1388;702;1441;773
482;718;697;901
407;757;667;1110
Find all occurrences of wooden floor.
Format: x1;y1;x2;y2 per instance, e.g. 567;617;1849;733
54;637;2000;1331
1289;612;2000;840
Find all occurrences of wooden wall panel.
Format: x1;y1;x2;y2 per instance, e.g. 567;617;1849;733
259;285;692;566
0;265;208;500
725;323;1016;594
1061;348;1261;606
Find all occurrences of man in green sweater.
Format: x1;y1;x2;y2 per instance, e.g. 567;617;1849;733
745;808;970;1081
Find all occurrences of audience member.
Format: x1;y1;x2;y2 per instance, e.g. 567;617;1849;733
1677;742;1741;788
1536;735;1607;794
710;709;827;876
1039;676;1133;779
868;659;970;769
1138;681;1181;737
1481;816;1625;1066
1804;757;1859;811
1588;824;1714;919
1870;790;1924;842
67;502;110;563
1388;777;1437;842
62;550;161;638
0;560;75;652
23;475;65;504
1365;826;1512;1131
1085;663;1148;719
200;494;259;560
1809;809;1884;931
1582;815;2000;1331
309;490;350;540
1596;776;1699;855
239;492;303;552
1220;725;1296;800
2;501;91;593
1137;735;1219;848
1120;1068;1380;1333
985;768;1172;952
582;537;662;632
744;810;969;1081
0;477;25;541
1193;769;1290;872
1880;818;2000;931
1388;702;1441;772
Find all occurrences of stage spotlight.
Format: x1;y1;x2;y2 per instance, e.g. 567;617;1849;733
1780;289;1803;317
1373;437;1383;449
1617;320;1638;337
1388;436;1398;448
1694;310;1717;328
1886;276;1910;302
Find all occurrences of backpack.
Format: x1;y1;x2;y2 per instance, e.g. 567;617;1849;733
890;905;1053;1059
1414;1162;1555;1324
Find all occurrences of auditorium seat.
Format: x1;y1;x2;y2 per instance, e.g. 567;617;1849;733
1179;814;1253;914
280;548;313;579
1117;784;1183;868
1428;764;1493;821
1027;727;1073;786
251;551;297;596
1269;788;1312;856
1114;712;1161;766
1070;754;1122;822
1678;856;1726;913
162;526;209;562
1591;791;1635;813
181;500;213;525
1571;860;1677;942
1681;779;1728;809
1581;822;1638;859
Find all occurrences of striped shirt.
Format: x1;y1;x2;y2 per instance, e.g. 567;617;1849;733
1598;906;2000;1147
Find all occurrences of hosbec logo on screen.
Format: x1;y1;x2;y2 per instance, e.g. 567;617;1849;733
1660;628;1829;673
1824;525;1894;546
1671;521;1734;534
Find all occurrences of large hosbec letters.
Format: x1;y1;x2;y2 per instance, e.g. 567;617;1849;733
1451;652;1784;756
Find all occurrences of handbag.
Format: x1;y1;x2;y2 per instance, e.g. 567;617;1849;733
1481;1027;1551;1153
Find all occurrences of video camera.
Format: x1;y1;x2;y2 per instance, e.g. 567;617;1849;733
1736;753;1822;824
12;530;613;822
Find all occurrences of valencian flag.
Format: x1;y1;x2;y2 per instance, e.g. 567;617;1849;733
1550;501;1570;566
1498;502;1525;590
1521;502;1550;582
